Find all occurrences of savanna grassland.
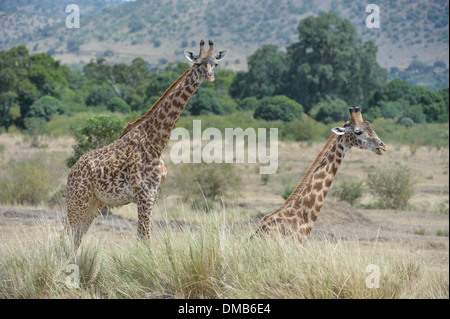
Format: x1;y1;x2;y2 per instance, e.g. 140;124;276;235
0;120;448;299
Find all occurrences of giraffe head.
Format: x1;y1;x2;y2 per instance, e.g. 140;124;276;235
331;107;386;155
184;39;228;82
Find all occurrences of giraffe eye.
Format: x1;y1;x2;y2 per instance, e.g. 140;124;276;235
355;129;363;135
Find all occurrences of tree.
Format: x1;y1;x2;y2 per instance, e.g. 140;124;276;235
66;115;125;167
410;86;447;122
0;46;71;129
0;68;17;130
230;45;287;99
85;85;117;107
283;12;387;112
106;97;131;113
83;57;150;100
310;97;349;124
254;95;303;122
184;88;224;116
367;79;448;123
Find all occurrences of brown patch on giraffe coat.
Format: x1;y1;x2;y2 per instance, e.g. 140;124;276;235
313;181;322;192
180;92;189;101
303;194;316;209
314;171;326;180
301;210;309;223
327;153;335;163
282;210;295;218
331;163;338;175
317;194;323;202
185;86;194;94
330;144;336;153
324;178;332;188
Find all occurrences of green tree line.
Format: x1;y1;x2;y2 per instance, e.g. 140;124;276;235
1;12;448;134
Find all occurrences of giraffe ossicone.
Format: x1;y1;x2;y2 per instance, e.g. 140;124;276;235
252;107;386;241
66;40;228;249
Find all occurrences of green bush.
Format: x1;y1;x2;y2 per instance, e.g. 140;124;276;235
106;97;131;113
66;114;125;167
254;95;303;122
331;180;364;206
367;163;416;209
26;95;69;121
237;97;259;111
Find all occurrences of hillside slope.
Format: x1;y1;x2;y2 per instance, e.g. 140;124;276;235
1;0;448;72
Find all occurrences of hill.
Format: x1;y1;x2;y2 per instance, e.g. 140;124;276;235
0;0;448;77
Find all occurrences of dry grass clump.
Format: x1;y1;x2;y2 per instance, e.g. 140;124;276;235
0;214;447;299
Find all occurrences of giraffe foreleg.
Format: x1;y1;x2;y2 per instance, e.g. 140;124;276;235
136;189;160;240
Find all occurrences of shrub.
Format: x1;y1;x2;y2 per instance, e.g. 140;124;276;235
66;115;125;167
254;95;303;122
280;116;328;142
106;97;131;113
281;178;296;200
24;117;49;147
238;97;259;111
26;95;69;121
366;163;416;209
331;180;364;206
0;153;64;205
168;162;241;202
261;174;270;185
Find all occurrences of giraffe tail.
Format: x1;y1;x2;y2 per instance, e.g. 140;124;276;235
250;225;267;240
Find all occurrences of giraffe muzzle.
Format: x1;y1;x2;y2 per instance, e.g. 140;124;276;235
205;73;215;82
374;143;386;155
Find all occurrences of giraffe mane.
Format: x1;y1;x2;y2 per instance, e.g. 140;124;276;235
119;66;194;139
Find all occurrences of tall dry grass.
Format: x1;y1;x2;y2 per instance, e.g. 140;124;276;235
0;212;447;299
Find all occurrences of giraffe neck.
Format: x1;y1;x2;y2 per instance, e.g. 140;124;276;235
262;134;350;236
122;66;203;154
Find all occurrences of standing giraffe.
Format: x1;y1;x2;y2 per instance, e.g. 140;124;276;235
66;40;227;248
252;107;386;241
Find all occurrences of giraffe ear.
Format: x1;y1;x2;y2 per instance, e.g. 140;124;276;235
184;50;198;62
331;127;346;135
215;50;228;62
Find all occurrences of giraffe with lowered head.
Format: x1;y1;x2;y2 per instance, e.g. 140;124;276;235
66;40;227;249
252;107;386;241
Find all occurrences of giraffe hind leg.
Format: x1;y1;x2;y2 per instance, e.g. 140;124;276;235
66;176;103;250
71;200;104;250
